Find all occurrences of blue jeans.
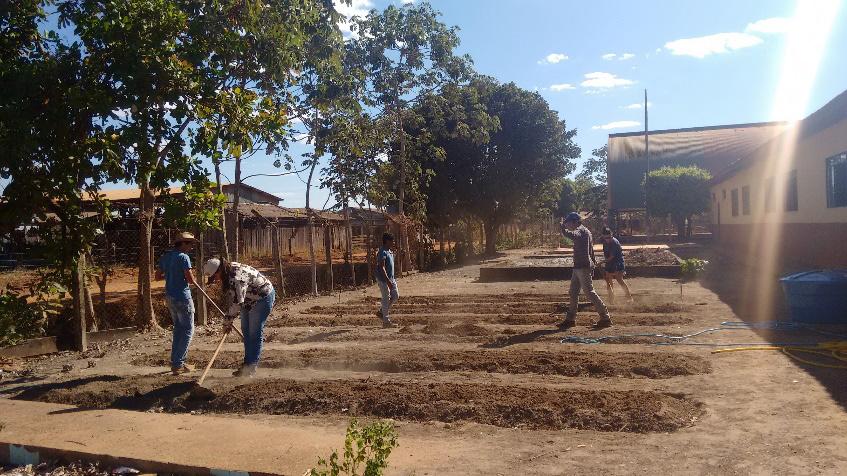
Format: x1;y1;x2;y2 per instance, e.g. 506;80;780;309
241;288;275;366
167;296;195;368
377;279;399;321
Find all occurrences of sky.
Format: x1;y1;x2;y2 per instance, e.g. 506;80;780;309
75;1;847;208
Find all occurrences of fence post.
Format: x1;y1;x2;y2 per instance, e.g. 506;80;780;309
195;231;208;326
324;224;333;291
272;226;286;297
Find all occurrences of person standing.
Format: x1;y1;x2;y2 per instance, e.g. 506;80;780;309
375;232;398;328
155;232;199;375
203;258;276;377
559;213;612;328
600;227;633;303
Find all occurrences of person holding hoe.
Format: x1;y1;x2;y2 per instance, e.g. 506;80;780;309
559;213;612;328
203;257;275;377
155;232;200;376
600;227;633;304
375;232;399;328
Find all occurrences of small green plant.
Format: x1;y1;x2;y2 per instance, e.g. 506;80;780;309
0;279;64;347
680;258;708;282
308;419;399;476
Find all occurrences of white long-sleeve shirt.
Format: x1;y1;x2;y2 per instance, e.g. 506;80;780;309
223;262;274;317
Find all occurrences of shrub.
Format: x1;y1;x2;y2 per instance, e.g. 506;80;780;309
680;258;708;282
0;281;63;347
308;419;399;476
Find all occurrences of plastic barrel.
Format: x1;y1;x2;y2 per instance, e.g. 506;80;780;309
780;270;847;324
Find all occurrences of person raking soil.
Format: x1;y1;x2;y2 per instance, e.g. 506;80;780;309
375;232;399;328
155;231;200;376
600;227;633;304
559;213;612;328
203;258;276;377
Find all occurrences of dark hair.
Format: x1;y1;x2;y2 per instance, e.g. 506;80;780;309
218;257;235;292
382;232;394;244
602;227;613;236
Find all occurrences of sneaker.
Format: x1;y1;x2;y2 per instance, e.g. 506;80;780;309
558;317;576;328
593;317;613;328
171;363;195;376
376;310;384;321
382;319;396;328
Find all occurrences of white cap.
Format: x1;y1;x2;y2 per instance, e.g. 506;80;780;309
203;258;221;276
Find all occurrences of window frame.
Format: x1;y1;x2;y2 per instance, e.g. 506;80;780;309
785;169;799;212
826;152;847;208
731;188;739;217
741;185;751;216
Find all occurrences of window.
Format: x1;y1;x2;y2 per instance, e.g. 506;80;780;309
764;177;774;213
785;170;798;212
826;152;847;208
741;186;751;215
722;189;726;200
731;189;739;217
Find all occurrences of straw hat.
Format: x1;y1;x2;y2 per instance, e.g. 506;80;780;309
173;231;196;245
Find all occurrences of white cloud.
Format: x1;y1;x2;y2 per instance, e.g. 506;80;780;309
664;32;763;58
549;83;575;91
624;102;652;109
592;120;641;130
401;0;415;3
580;72;635;89
745;17;792;34
334;0;373;37
538;53;568;64
602;52;635;61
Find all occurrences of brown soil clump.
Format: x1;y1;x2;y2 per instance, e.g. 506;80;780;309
130;348;710;379
15;375;703;432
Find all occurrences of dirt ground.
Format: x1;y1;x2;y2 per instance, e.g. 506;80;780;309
2;247;847;474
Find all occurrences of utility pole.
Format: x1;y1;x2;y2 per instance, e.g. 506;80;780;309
644;89;650;236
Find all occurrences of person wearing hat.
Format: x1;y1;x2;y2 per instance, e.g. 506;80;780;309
155;232;200;375
559;213;612;328
203;257;275;377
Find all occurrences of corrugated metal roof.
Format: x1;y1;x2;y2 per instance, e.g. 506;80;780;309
711;89;847;184
87;184;280;204
240;203;343;222
607;121;789;210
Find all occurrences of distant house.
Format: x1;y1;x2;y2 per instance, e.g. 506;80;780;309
607;121;789;230
89;183;280;208
709;89;847;270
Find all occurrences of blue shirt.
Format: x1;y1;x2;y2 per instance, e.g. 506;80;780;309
376;247;395;282
159;250;192;300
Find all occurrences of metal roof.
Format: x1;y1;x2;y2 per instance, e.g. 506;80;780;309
87;184;280;205
607;121;789;210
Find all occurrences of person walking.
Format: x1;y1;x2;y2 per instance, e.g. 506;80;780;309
203;258;276;377
559;213;612;328
600;227;633;304
155;232;199;375
375;232;399;328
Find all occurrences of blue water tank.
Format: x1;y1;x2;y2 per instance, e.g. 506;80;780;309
780;270;847;324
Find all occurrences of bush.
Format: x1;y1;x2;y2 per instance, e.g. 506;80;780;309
680;258;708;282
308;419;398;476
0;282;63;347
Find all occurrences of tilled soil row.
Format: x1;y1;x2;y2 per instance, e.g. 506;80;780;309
302;301;692;316
353;293;572;304
15;375;703;432
268;312;693;328
131;347;711;379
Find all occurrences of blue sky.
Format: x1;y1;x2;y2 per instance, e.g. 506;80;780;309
80;1;847;207
234;0;847;208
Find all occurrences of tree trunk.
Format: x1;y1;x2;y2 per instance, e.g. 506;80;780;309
484;220;498;256
195;231;207;326
137;181;159;331
395;106;409;275
272;226;286;298
231;156;242;261
305;161;318;296
343;204;355;285
213;159;230;260
324;225;334;292
365;203;375;285
84;283;97;332
675;216;686;239
72;253;87;351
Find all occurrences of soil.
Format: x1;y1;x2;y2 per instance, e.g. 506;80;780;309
15;374;702;433
130;347;711;379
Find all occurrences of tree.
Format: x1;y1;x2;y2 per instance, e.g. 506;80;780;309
412;77;579;255
644;165;711;238
348;1;472;270
1;1;123;349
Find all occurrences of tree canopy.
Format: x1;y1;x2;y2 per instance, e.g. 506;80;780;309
645;165;712;238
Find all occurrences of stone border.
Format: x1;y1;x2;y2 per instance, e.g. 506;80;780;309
479;265;681;282
0;327;136;359
0;441;280;476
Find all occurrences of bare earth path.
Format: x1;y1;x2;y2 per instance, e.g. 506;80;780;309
2;249;846;475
